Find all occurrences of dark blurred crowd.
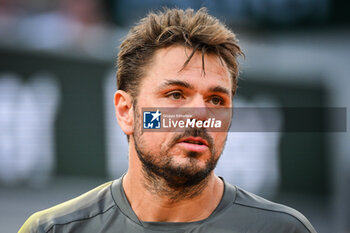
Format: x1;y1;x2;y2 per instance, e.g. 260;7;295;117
0;0;332;59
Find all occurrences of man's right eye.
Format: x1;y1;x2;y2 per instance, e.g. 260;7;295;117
166;91;184;100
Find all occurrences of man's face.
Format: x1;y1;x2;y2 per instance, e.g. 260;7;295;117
132;45;232;188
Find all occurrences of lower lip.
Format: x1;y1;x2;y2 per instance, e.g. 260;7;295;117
177;142;208;153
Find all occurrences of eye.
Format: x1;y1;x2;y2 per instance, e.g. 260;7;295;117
166;91;184;100
209;96;224;105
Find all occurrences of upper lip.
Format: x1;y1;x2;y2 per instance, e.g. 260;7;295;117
178;137;209;146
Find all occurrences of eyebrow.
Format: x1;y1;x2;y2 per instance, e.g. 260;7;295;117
159;79;230;96
159;80;193;89
208;86;231;96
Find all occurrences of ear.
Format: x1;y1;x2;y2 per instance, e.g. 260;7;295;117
114;90;134;136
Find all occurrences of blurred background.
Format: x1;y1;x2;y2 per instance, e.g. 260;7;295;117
0;0;349;232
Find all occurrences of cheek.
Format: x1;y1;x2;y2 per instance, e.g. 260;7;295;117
212;132;228;149
139;132;171;150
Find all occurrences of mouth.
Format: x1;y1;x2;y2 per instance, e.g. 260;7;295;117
177;137;209;152
178;137;208;146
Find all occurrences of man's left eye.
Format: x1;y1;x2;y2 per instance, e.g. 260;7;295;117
209;96;224;105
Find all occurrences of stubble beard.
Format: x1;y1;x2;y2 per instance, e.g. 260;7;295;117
133;107;224;202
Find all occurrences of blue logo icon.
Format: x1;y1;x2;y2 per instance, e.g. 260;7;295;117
143;110;161;129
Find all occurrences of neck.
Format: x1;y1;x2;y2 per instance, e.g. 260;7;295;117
122;151;224;222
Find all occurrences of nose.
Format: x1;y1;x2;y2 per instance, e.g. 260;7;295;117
187;94;208;121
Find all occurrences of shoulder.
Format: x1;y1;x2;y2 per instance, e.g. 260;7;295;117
18;181;116;233
230;185;317;233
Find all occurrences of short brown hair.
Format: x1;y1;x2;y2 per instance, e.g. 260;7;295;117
117;8;243;98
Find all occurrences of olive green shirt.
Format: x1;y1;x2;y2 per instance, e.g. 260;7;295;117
19;177;317;233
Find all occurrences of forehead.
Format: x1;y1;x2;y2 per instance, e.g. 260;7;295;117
145;45;230;82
